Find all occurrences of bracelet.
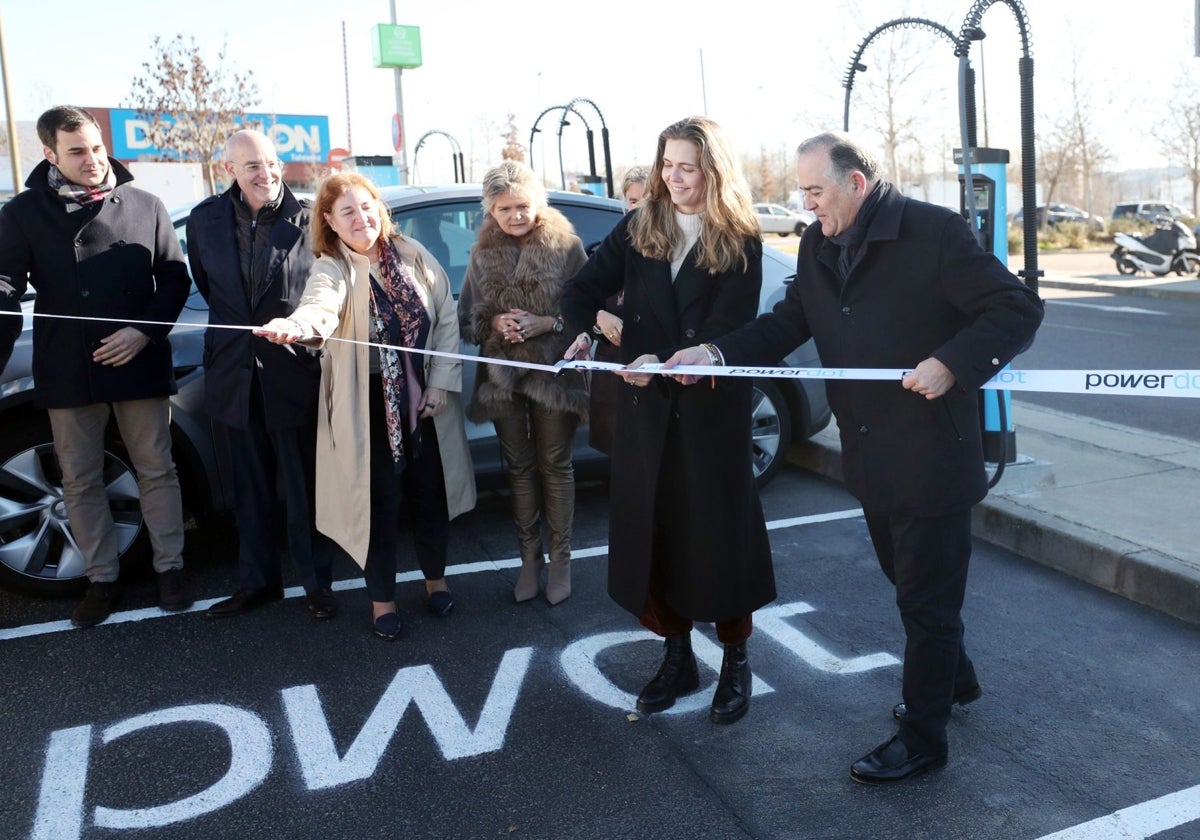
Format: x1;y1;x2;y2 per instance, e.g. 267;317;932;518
700;342;722;366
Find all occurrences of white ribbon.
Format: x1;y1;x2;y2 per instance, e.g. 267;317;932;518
8;311;1200;398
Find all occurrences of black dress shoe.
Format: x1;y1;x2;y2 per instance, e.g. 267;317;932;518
206;586;284;619
892;685;982;722
850;736;947;785
305;588;338;621
636;633;700;714
427;590;454;616
710;641;751;724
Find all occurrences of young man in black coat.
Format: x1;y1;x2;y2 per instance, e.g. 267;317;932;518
186;129;338;621
666;131;1044;783
0;105;193;627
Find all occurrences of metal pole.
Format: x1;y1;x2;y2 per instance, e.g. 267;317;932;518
390;0;409;184
0;0;22;194
342;20;352;152
699;49;708;114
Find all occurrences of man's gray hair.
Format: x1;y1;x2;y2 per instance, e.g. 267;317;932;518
797;132;882;184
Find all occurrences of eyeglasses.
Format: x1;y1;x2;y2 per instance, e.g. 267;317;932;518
231;159;282;175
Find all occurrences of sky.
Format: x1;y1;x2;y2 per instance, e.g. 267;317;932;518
2;0;1196;184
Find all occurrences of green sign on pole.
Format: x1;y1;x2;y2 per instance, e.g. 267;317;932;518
371;24;422;69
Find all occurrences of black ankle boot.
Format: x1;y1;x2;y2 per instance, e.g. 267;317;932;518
710;641;751;724
636;633;700;714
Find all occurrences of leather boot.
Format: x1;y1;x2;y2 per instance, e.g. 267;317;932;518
710;641;751;724
636;633;700;714
545;554;571;605
514;551;544;603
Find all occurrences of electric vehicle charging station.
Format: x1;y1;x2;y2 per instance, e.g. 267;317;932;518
956;146;1017;465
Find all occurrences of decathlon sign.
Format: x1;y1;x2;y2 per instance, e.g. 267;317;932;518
108;109;330;163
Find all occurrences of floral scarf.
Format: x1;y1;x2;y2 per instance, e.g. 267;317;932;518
370;238;430;472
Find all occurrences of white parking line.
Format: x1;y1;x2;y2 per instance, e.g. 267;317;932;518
0;507;865;642
1034;782;1200;839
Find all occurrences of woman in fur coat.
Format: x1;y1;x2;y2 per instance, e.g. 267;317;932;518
459;161;589;605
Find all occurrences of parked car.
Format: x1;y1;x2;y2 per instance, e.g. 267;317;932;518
1112;200;1188;223
754;203;815;237
1012;203;1105;232
0;185;832;597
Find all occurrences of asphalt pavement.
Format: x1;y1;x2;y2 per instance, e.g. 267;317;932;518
787;247;1200;627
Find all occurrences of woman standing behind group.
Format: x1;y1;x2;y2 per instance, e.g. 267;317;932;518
459;161;590;606
257;173;475;640
562;116;775;725
588;165;648;455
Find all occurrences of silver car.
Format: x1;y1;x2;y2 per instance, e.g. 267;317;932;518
754;202;815;237
0;185;831;597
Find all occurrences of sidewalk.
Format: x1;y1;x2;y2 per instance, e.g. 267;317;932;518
786;248;1200;627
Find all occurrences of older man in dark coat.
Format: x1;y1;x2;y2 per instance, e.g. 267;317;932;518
186;129;338;621
666;131;1044;783
0;105;193;627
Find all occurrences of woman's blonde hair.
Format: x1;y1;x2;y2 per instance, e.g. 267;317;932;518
480;160;547;216
310;172;395;257
629;116;759;274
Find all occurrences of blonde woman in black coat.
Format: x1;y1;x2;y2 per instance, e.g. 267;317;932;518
562;116;775;725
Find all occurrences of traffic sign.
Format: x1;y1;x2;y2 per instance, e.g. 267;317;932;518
327;147;350;170
391;114;403;152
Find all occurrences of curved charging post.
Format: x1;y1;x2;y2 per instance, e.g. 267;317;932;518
955;0;1041;489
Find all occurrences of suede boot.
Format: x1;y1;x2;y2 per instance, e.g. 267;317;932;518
514;549;544;603
710;641;751;724
636;632;700;714
545;554;571;605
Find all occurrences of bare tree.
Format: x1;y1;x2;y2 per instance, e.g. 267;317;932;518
856;26;949;187
1035;116;1077;225
1155;65;1200;215
1062;53;1114;218
756;146;777;203
500;113;525;163
124;35;259;195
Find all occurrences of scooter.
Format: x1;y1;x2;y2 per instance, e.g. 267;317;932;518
1111;217;1200;276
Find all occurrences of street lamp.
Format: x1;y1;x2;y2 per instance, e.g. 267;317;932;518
0;0;21;194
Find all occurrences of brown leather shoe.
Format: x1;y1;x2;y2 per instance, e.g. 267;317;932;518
71;582;121;629
157;568;195;612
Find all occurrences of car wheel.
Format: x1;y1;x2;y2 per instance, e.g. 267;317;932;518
794;222;807;236
750;380;792;489
0;420;148;597
777;231;789;237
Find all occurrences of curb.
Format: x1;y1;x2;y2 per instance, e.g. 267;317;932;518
1039;278;1200;302
787;437;1200;628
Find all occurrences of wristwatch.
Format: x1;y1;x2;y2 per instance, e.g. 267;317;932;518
552;316;564;334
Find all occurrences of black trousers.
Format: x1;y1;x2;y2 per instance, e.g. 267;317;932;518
865;509;978;756
224;371;335;594
362;376;450;603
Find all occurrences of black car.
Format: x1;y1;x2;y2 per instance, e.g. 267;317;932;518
1012;203;1105;232
0;185;831;597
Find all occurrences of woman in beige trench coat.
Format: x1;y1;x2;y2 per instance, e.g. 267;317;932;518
258;172;475;640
